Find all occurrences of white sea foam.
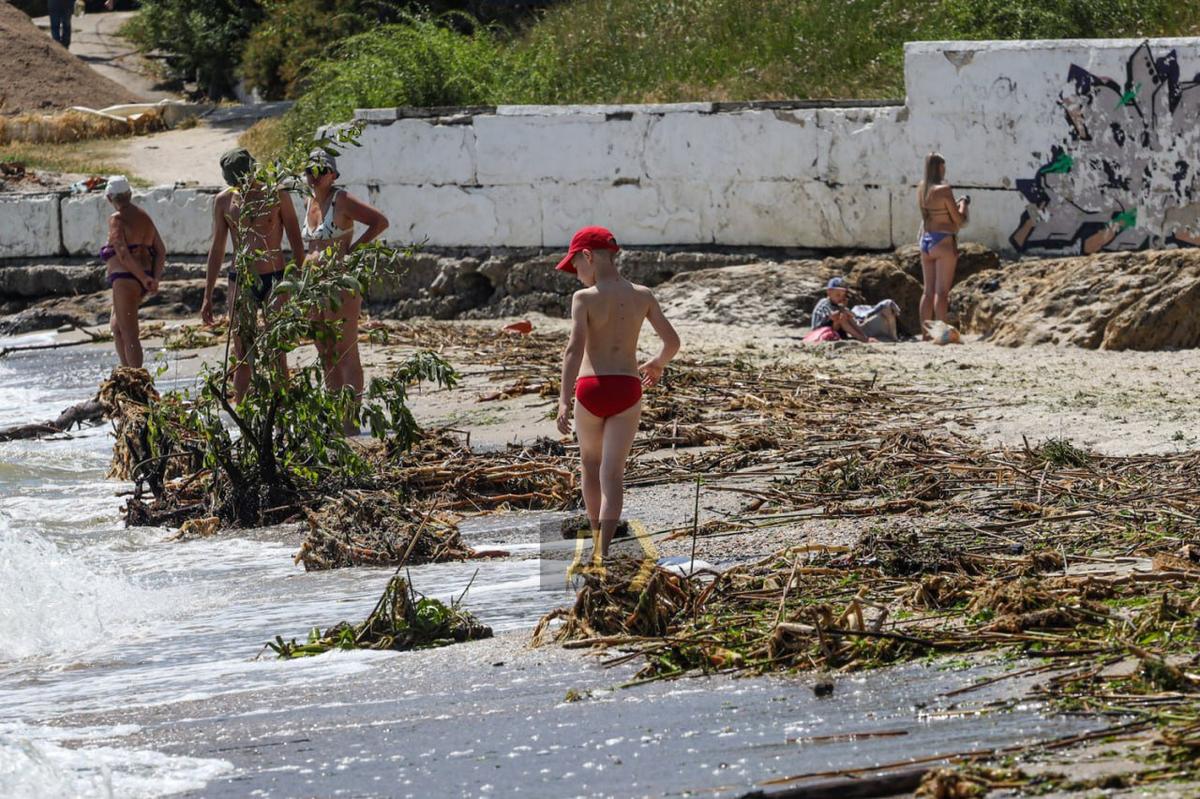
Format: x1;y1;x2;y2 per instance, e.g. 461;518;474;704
0;721;232;799
0;521;173;664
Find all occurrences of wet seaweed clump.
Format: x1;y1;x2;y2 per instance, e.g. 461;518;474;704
99;367;161;481
269;575;492;658
295;490;476;571
534;559;696;645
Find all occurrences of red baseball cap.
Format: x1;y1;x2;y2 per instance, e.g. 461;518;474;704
555;226;620;273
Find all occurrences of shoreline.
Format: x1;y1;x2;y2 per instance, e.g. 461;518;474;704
5;308;1200;796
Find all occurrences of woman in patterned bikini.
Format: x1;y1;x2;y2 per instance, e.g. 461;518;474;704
302;150;388;434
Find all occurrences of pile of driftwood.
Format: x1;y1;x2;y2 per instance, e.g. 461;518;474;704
294;490;474;571
0;365;154;444
375;431;575;512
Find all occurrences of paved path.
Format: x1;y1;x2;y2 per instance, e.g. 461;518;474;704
33;10;174;102
32;11;291;187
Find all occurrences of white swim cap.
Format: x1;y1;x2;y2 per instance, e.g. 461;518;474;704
105;175;131;197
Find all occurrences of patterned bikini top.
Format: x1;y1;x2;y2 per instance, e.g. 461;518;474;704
303;190;353;243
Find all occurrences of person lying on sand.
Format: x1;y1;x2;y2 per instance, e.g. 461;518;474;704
555;226;681;562
804;277;880;343
202;148;304;402
102;176;165;369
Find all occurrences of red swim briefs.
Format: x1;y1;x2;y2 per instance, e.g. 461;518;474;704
575;375;643;418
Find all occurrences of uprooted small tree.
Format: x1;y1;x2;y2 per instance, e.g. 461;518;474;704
120;125;457;528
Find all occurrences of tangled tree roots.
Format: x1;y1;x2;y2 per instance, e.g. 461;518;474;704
295;490;476;571
268;575;492;658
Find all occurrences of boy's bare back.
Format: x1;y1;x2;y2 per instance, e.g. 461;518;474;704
575;280;661;378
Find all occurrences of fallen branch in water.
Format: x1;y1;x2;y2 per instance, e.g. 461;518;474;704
0;398;106;441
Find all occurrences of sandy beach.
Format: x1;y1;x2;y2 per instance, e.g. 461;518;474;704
3;292;1199;798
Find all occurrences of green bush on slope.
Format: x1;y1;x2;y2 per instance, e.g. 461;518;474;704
273;0;1200;146
281;13;511;143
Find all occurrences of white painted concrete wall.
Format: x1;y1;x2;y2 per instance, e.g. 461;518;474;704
339;37;1200;254
337;103;907;249
61;188;218;257
0;194;61;259
2;37;1198;258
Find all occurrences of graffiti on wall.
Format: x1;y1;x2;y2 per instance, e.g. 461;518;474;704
1010;42;1200;254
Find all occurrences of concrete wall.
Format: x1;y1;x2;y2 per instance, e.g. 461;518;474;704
61;188;219;257
337;37;1200;255
3;37;1199;258
0;193;61;259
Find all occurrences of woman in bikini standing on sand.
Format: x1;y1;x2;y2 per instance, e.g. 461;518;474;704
303;150;388;434
102;176;166;369
917;152;969;336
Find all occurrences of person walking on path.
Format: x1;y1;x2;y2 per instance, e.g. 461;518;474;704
47;0;76;48
555;226;681;563
202;148;305;402
917;152;969;337
102;176;165;369
302;149;388;434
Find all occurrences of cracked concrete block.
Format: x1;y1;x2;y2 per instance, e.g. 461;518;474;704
644;110;823;182
709;181;891;248
339;119;476;186
363;183;542;248
61;188;217;257
474;112;650;185
0;193;61;258
541;180;708;247
817;106;912;185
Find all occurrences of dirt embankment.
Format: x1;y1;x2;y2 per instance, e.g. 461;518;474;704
954;248;1200;351
0;3;135;114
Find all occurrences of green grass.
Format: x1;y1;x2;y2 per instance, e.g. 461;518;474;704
269;0;1200;148
0;141;149;185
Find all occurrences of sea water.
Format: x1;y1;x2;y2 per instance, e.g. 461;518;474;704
0;339;566;797
0;335;1100;798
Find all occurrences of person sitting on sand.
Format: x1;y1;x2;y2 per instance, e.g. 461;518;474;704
302;149;389;434
917;152;969;336
804;277;879;343
202;148;305;402
555;226;681;562
102;176;165;369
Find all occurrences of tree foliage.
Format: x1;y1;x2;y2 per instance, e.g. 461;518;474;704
138;125;457;527
123;0;265;99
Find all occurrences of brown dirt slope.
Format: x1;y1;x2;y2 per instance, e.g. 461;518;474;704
955;248;1200;350
0;3;135;114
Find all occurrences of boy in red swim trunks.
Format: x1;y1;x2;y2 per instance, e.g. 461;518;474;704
556;226;681;561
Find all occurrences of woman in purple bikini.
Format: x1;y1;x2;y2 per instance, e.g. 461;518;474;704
101;176;166;368
916;153;969;338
